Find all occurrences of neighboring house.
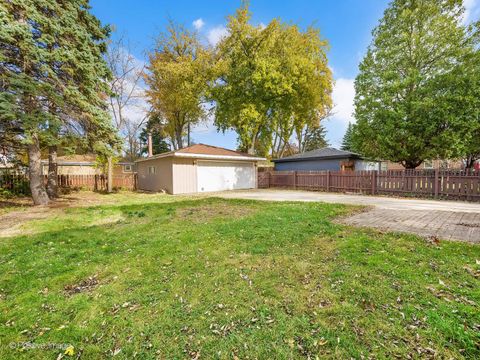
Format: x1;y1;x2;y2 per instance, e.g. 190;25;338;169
273;147;381;171
41;154;135;175
136;144;266;194
384;159;467;170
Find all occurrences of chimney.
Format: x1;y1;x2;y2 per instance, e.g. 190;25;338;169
148;132;153;157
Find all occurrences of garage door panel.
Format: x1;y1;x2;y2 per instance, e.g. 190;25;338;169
197;161;255;192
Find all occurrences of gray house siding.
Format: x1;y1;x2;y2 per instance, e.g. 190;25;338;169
274;158;345;171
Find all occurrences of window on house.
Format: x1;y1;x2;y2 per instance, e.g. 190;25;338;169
148;166;156;174
423;160;434;169
123;164;132;172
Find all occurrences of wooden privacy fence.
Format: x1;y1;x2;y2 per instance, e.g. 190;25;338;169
0;172;137;195
55;174;137;191
258;169;480;202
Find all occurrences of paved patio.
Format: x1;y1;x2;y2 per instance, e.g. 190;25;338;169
218;190;480;243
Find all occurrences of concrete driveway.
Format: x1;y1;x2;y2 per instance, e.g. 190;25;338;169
218;189;480;243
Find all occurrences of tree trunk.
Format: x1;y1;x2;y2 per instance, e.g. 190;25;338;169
28;134;50;205
46;145;58;199
403;160;422;169
465;154;476;170
107;156;113;193
175;126;184;149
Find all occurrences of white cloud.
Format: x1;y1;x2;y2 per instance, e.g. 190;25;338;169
207;26;228;46
462;0;480;24
323;77;356;148
192;18;205;30
332;78;355;124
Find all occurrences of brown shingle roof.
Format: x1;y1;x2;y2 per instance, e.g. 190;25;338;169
176;144;256;157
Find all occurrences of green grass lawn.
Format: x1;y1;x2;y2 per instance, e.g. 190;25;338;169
0;193;479;359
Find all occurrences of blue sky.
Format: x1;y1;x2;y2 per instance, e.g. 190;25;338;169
90;0;480;150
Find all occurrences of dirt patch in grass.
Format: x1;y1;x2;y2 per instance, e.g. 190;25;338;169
0;197;33;213
64;275;99;296
91;213;125;226
0;209;53;237
177;203;255;223
0;191;141;237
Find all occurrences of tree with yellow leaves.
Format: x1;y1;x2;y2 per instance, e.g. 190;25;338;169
210;3;332;156
145;22;213;150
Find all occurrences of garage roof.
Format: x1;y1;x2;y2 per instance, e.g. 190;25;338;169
136;144;266;162
273;147;362;163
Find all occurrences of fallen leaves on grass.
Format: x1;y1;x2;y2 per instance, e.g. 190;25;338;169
463;265;480;278
64;275;99;296
426;286;477;306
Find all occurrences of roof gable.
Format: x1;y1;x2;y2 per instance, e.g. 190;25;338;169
176;144;256;157
136;143;266;162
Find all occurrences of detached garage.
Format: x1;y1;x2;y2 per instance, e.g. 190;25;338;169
136;144;265;194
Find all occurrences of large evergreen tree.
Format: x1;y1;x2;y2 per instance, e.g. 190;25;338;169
0;1;119;204
352;0;479;168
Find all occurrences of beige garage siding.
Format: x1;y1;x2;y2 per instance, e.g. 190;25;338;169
172;158;197;194
137;157;173;193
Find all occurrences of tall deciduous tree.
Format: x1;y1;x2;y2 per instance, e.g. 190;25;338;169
211;3;332;156
1;0;119;204
145;22;211;150
106;36;148;161
352;0;479;168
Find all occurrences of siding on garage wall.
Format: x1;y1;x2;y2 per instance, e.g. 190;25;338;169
274;158;344;171
137;157;173;193
172;158;197;194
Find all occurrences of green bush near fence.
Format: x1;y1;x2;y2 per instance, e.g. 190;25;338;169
0;173;30;196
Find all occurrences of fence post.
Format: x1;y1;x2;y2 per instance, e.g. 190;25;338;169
293;171;297;189
326;170;330;192
267;171;271;188
371;170;377;195
434;168;439;198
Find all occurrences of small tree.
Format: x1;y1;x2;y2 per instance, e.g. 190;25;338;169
139;127;170;156
341;122;355;152
303;125;329;152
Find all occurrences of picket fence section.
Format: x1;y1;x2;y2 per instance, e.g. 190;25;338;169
258;169;480;202
0;171;137;195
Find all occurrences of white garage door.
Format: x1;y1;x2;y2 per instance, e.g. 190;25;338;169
197;161;255;192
